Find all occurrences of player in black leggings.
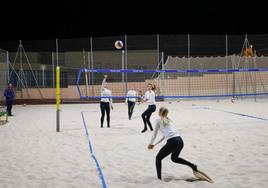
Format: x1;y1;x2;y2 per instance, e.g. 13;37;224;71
100;75;113;128
141;83;156;133
148;107;198;180
125;89;138;120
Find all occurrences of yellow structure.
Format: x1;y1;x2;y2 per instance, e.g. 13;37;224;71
56;66;60;132
56;66;60;110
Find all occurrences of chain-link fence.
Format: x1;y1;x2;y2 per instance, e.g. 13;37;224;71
1;34;268;103
0;49;8;102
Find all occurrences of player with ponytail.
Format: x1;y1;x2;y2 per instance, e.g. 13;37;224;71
148;106;198;180
141;83;157;133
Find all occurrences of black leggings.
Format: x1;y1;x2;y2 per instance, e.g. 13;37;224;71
156;136;196;180
6;100;13;116
100;102;110;127
127;101;135;119
141;105;156;130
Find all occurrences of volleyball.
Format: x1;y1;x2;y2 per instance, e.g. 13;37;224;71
114;40;123;49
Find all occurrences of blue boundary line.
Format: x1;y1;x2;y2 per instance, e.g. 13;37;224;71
81;111;107;188
197;106;268;122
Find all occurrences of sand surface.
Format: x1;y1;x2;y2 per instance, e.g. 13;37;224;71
1;99;268;188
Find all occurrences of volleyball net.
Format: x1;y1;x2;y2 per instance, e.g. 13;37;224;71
76;67;268;100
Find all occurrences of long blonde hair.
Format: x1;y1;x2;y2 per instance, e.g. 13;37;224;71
159;106;170;126
148;83;156;91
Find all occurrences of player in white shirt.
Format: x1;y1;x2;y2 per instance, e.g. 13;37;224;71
100;75;113;128
141;83;156;133
148;106;198;180
125;89;138;120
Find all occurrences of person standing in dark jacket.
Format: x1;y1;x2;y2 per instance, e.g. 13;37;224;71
4;83;15;116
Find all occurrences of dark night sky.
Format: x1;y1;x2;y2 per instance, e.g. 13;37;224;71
0;0;267;55
0;1;267;39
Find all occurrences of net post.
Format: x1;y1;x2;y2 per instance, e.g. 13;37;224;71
56;66;60;132
90;37;94;97
122;50;125;92
225;34;228;95
6;51;9;83
125;35;128;93
52;52;55;88
187;34;191;96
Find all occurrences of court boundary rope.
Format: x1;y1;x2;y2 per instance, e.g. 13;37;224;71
195;106;268;122
81;111;107;188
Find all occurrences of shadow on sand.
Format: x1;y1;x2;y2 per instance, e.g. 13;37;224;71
163;175;206;183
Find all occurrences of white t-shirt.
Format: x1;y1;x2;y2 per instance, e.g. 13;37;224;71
101;88;112;103
125;90;137;102
144;90;155;105
149;119;179;145
101;78;112;103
